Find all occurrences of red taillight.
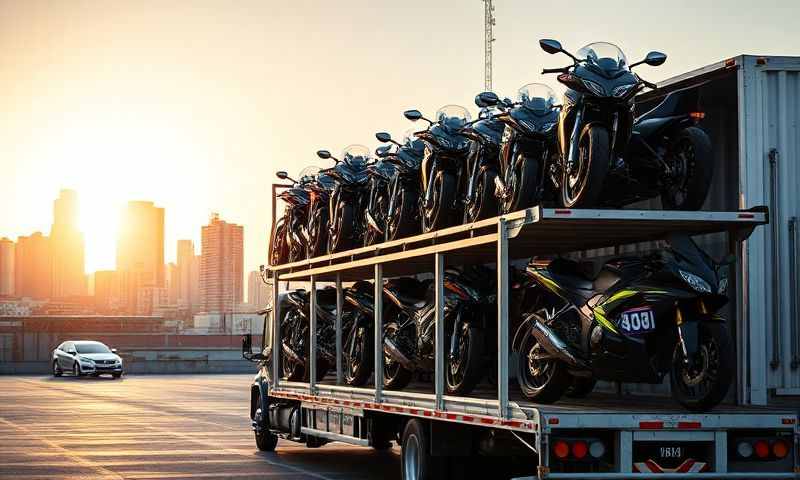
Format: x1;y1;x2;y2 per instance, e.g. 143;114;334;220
572;440;588;459
689;112;706;120
754;440;770;459
771;439;789;459
553;440;570;459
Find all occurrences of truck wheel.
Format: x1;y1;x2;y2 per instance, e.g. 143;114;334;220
401;419;444;480
253;394;278;452
660;126;713;211
670;321;733;412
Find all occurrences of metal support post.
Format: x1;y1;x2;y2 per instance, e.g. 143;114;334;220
272;272;281;387
335;274;344;384
497;219;509;419
434;253;445;411
309;275;317;393
374;264;384;403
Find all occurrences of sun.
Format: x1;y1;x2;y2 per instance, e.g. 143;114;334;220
78;186;122;273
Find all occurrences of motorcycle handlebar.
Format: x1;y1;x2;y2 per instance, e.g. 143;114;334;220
640;79;658;90
542;67;569;74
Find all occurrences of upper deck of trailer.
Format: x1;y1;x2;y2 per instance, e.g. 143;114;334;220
268;206;768;281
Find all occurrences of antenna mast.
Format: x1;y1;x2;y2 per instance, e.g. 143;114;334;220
483;0;496;91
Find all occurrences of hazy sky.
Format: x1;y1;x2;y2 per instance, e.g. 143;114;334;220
2;0;798;274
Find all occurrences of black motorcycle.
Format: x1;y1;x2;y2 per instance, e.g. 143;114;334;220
382;267;494;395
375;130;426;242
539;39;670;208
305;168;336;259
315;146;371;253
363;147;397;247
403;106;472;233
514;234;734;411
269;168;319;265
460;97;505;222
279;287;340;381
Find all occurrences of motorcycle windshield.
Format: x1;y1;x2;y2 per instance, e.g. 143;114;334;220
435;104;472;133
666;234;717;287
577;42;629;77
516;83;558;115
315;172;336;190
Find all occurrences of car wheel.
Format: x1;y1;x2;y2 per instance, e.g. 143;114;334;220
73;362;80;377
112;372;122;379
53;361;62;377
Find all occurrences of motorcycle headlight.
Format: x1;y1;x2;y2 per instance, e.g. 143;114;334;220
540;122;557;133
581;78;606;96
437;137;452;149
611;83;637;98
679;270;712;293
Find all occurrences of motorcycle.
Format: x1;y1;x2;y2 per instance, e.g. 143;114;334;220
305;168;336;259
513;234;734;411
403;106;472;233
269;167;320;265
315;145;371;253
460;95;506;222
363;146;398;246
279;287;340;381
477;84;561;213
382;266;495;395
538;39;670;208
375;130;426;242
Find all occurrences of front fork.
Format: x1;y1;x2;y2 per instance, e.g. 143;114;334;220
566;103;585;172
675;307;700;367
423;158;438;210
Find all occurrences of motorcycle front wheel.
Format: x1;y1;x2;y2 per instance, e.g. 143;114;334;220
386;187;419;241
328;201;355;253
422;170;457;233
446;324;484;395
269;218;290;266
344;318;374;387
383;322;413;390
364;192;388;247
306;205;329;259
465;169;499;222
502;155;538;214
660;126;713;211
562;125;610;208
670;321;733;412
280;310;306;381
516;324;571;403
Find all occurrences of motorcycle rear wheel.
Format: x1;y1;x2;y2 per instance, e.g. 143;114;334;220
670;321;733;412
465;169;499;222
562;125;610;208
422;170;457;233
344;321;374;387
516;324;571;403
446;324;484;395
660;126;713;211
306;205;328;259
269;219;290;266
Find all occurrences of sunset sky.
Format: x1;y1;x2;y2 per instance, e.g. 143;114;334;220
2;0;798;273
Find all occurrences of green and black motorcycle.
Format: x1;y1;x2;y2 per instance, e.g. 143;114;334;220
512;234;733;411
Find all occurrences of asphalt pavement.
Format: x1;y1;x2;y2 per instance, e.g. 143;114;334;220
0;374;401;480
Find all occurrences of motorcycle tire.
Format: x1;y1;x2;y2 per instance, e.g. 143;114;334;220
502;155;539;214
280;309;306;381
670;321;733;412
306;205;328;259
386;187;419;242
383;323;413;391
344;321;374;387
446;325;484;395
660;126;713;211
561;125;610;208
516;322;571;403
465;169;500;222
422;170;457;233
565;376;597;399
364;191;388;247
269;219;290;266
328;200;355;253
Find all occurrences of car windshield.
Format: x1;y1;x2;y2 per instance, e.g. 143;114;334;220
341;144;371;166
577;42;629;73
516;83;558;114
75;342;111;354
435;104;472;131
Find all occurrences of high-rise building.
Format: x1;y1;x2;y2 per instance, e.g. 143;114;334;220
50;189;86;297
0;238;15;296
200;214;243;314
166;262;179;305
176;239;200;309
247;270;269;308
14;232;52;299
93;270;120;313
116;201;165;313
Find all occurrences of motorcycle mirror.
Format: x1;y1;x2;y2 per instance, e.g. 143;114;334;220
375;132;392;143
475;91;500;108
375;145;391;158
403;109;423;121
316;150;331;160
632;51;668;68
276;171;289;179
539;38;563;55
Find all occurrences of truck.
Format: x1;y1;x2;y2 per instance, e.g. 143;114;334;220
242;55;800;479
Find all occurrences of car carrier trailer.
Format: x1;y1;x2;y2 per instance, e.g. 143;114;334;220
246;205;799;479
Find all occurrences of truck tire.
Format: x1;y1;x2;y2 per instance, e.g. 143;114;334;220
401;419;444;480
253;393;278;452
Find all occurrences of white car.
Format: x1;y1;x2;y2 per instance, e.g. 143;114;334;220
52;340;124;378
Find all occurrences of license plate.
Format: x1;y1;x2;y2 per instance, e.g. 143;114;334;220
619;307;656;335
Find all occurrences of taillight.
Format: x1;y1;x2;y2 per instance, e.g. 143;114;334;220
553;440;570;459
572;440;588;459
689;111;706;124
771;439;789;459
754;440;770;459
553;439;606;461
736;441;753;458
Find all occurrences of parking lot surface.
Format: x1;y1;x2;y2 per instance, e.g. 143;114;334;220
0;374;400;479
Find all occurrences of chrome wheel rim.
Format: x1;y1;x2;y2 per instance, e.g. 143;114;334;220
403;433;420;480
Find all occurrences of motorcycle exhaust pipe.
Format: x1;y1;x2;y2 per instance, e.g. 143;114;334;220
365;211;384;235
530;321;587;369
383;338;414;370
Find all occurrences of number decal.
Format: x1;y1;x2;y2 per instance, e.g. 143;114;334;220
618;308;656;335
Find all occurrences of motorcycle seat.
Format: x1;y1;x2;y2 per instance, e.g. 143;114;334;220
547;258;602;292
